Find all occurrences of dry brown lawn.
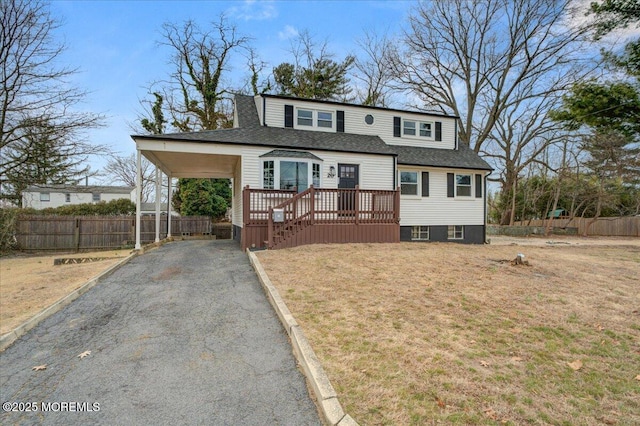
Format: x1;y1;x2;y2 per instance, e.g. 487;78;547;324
0;250;131;335
256;236;640;425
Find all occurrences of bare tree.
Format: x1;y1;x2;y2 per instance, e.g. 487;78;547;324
0;0;105;184
391;0;594;221
352;29;395;107
100;154;156;203
153;15;252;132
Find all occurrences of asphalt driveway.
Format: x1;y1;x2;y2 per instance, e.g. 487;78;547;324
0;240;320;425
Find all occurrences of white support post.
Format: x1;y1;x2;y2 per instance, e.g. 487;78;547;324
154;165;161;243
135;149;142;250
167;174;173;238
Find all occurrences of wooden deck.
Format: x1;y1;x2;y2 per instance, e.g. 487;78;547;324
241;186;400;250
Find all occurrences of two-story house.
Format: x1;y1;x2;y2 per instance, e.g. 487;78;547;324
132;94;491;250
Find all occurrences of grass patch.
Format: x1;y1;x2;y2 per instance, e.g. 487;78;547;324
257;240;640;425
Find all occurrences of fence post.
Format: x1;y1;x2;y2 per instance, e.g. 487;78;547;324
74;218;81;252
309;185;315;225
355;185;360;225
267;207;273;249
394;187;401;223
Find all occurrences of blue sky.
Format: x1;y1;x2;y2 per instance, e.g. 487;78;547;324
47;0;413;179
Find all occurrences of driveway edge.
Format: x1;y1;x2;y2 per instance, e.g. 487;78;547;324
0;241;165;352
247;250;359;426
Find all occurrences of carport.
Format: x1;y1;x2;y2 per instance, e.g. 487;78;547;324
132;135;242;250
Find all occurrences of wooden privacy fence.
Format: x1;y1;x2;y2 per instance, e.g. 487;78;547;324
513;216;639;237
15;215;221;252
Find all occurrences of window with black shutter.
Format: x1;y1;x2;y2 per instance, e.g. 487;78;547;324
475;174;482;198
435;121;442;141
337;110;344;133
284;105;293;128
447;173;454;198
421;172;429;197
393;116;401;137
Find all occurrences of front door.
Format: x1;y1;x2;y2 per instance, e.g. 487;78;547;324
338;164;359;215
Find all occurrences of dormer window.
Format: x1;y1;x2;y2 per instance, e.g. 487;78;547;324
317;111;333;128
297;109;313;126
403;119;433;139
295;107;334;130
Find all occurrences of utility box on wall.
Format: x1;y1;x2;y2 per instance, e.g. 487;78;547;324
272;208;284;223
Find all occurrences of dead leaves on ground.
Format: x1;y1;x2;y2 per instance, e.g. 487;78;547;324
568;359;583;371
31;349;91;372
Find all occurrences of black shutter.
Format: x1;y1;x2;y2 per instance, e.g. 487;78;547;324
337;110;345;133
447;173;454;198
435;121;442;141
284;105;293;128
393;116;401;137
475;174;482;198
421;172;429;197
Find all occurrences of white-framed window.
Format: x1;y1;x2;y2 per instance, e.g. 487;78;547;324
280;161;308;190
40;192;50;202
92;193;101;202
456;174;472;197
312;163;321;187
317;111;333;128
263;160;275;189
262;158;322;192
403;120;416;136
65;193;71;202
411;226;429;241
403;119;434;139
419;122;432;137
296;108;334;130
400;171;418;195
448;225;464;240
297;109;313;126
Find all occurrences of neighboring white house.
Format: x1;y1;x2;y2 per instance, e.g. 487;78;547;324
132;94;492;248
22;185;134;209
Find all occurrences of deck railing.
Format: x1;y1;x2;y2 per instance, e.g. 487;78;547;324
241;185;400;250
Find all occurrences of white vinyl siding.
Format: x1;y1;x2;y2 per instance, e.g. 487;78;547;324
241;148;393;191
261;96;455;149
22;190;130;209
399;168;485;226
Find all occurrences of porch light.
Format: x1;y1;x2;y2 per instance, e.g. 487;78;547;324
328;165;336;178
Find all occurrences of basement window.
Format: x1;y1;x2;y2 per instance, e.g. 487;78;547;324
448;225;464;240
411;226;430;241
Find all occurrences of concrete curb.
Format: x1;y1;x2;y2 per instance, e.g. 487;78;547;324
247;250;359;426
0;239;168;352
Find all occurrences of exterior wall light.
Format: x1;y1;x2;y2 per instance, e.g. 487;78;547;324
328;165;336;178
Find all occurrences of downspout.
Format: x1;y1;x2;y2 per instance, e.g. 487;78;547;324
455;119;459;150
393;155;397;189
262;96;266;126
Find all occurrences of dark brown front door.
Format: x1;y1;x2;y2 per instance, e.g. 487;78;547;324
338;164;359;215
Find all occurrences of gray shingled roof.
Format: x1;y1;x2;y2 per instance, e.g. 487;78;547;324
259;149;323;161
134;96;396;156
133;94;491;171
393;144;492;171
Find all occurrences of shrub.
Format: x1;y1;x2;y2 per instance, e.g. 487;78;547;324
0;208;19;252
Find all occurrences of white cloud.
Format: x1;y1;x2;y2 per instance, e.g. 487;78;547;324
278;25;298;40
228;0;277;21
